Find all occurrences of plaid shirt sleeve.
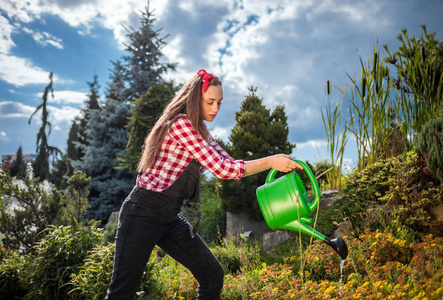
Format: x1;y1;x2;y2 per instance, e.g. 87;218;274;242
169;118;245;181
208;134;235;160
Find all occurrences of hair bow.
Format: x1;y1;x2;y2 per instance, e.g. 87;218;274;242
197;69;219;93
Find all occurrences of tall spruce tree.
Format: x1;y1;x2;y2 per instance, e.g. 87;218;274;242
76;75;102;160
121;5;176;100
72;97;133;222
118;81;175;175
28;72;61;180
220;87;295;219
52;75;100;190
107;60;127;103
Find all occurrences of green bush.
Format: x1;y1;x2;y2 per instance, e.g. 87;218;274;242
416;118;443;183
381;153;443;228
23;221;103;299
70;243;115;299
0;249;28;299
330;157;398;235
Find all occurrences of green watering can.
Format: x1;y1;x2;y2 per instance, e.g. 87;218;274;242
256;160;348;259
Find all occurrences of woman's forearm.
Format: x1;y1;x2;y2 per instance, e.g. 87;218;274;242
243;154;303;177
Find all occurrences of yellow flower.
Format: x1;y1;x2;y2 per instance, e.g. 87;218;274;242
325;286;335;294
373;281;383;288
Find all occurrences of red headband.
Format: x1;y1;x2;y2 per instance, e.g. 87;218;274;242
197;69;219;93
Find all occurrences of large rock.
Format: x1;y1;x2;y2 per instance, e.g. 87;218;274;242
417;203;443;236
262;230;292;253
319;190;341;211
330;220;353;239
226;211;269;239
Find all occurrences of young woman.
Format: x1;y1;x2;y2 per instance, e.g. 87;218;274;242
105;69;302;299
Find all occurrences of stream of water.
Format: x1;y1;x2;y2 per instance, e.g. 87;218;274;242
339;259;345;283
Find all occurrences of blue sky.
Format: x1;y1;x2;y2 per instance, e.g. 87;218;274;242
1;0;442;172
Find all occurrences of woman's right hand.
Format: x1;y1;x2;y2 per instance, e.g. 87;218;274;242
269;154;303;173
243;154;303;177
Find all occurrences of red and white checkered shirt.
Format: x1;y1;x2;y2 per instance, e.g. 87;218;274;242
137;114;246;192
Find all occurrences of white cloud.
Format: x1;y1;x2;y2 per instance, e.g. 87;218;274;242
0;131;6;137
0;100;35;118
37;90;88;104
209;126;230;143
296;139;328;149
0;14;16;54
22;27;64;49
0;53;51;86
0;100;80;130
47;105;81;129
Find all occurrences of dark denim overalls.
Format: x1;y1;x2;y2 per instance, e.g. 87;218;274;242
105;159;224;299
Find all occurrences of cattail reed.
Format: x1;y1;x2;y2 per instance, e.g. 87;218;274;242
327;80;330;95
373;53;378;75
362;77;366;98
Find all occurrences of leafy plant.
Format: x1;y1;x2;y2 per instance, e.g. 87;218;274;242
321;80;348;191
0;165;63;251
384;25;443;134
415;118;443;183
332;156;398;234
381;153;443;228
0;248;28;299
23;221;103;299
57;170;91;226
69;243;115;300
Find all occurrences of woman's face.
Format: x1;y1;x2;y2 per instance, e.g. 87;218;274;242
201;84;223;122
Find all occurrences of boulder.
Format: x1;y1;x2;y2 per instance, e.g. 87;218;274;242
262;230;292;253
226;211;269;239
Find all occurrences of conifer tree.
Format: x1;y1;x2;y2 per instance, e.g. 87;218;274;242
121;5;176;100
28;72;61;180
107;60;127;103
118;81;175;175
10;146;26;178
51;122;80;190
220;87;295;219
76;75;102;160
72;98;133;222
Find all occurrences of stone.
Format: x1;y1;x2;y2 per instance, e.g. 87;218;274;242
107;211;118;225
226;211;270;239
262;230;292;253
417;203;443;236
330;220;353;239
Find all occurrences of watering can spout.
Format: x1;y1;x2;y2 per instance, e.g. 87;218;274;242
324;237;348;260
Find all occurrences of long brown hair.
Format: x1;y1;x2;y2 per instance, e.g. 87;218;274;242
137;73;222;173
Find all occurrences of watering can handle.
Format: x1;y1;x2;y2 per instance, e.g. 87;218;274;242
265;159;321;212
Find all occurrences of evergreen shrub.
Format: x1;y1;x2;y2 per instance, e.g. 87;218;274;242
415;118;443;183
